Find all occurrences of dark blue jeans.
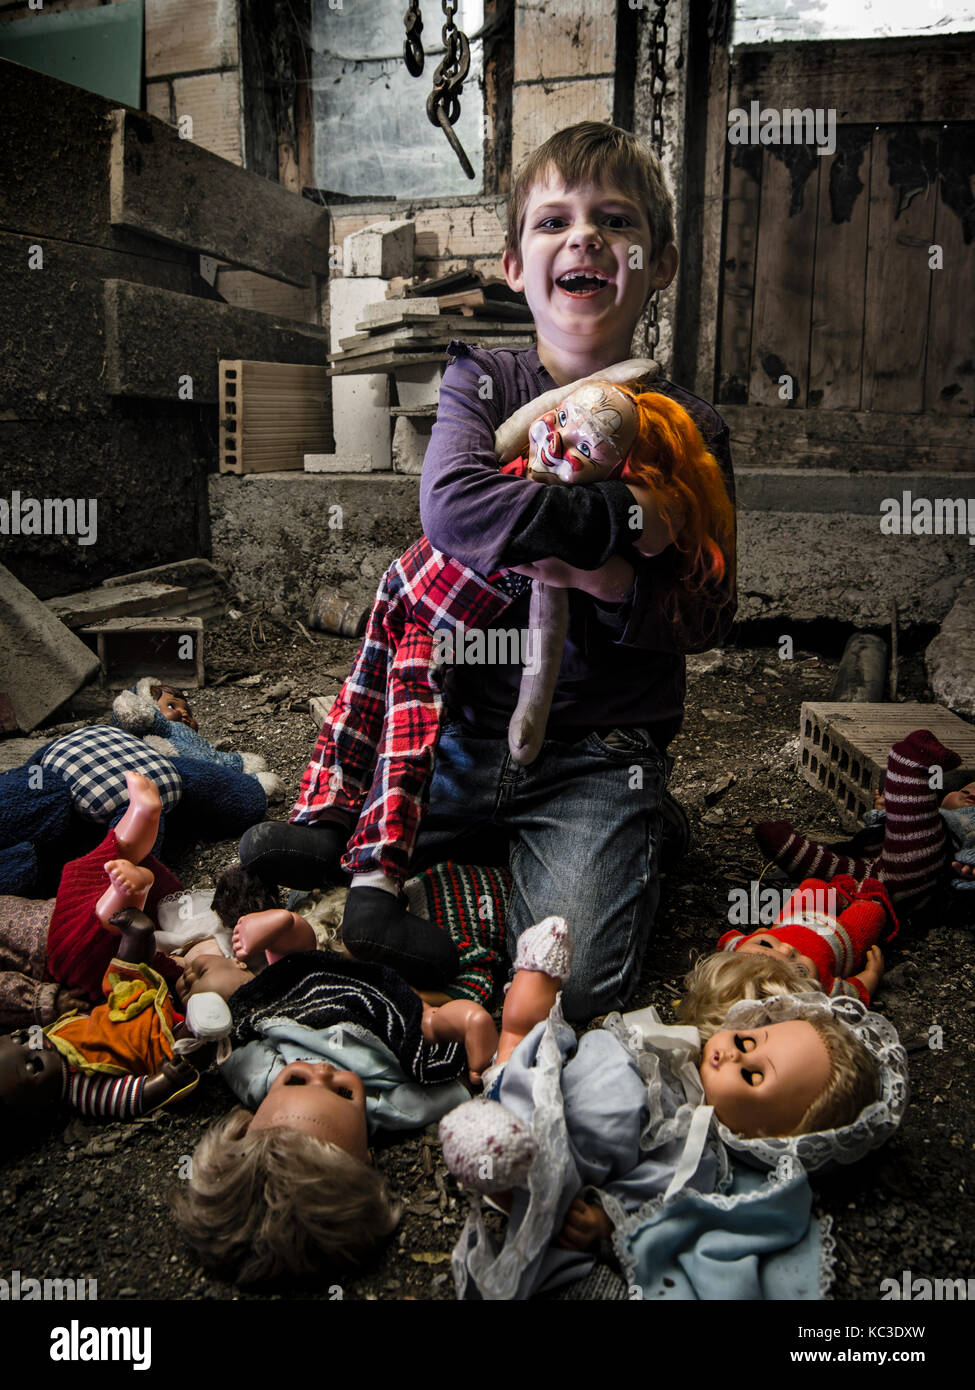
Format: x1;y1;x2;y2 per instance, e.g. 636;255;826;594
411;721;668;1021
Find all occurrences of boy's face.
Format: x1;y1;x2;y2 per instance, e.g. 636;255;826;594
249;1061;370;1164
503;168;677;375
700;1020;831;1138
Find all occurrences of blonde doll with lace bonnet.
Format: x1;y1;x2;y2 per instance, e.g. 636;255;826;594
438;919;907;1301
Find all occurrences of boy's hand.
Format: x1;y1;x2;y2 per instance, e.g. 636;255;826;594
556;1198;613;1252
511;556;635;602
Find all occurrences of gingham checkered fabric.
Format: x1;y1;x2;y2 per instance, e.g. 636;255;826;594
292;535;514;884
40;726;183;820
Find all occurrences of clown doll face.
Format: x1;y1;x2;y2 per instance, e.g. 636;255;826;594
527;383;638;487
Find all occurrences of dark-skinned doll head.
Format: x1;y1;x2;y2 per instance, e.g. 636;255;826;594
0;1028;67;1114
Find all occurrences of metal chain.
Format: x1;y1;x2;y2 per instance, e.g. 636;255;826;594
425;0;475;178
646;0;669;355
403;0;424;77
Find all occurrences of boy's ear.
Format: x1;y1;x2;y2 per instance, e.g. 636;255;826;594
502;246;525;293
647;243;679;293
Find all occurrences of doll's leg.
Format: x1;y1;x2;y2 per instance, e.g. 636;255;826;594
421;1000;499;1084
110;907;157;964
231;908;317;965
496;916;572;1068
95;860;155;931
113;772;162;864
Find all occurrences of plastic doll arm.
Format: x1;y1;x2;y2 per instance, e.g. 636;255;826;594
510;554;636;602
555;1197;614;1252
848;945;884;1003
140;1057;199;1113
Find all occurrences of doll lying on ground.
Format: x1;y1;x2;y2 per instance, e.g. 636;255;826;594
0;906;199;1121
170;912;509;1284
0;771;186;1026
0;725;268;898
755;730;968;908
113;678;283;802
692;872;898;1015
241;367;731;990
439;919;907;1301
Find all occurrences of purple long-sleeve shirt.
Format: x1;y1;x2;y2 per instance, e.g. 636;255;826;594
419;340;737;745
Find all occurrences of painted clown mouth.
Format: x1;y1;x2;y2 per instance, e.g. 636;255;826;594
555;270;613;295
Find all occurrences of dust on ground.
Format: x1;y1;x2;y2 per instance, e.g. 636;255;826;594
1;613;971;1302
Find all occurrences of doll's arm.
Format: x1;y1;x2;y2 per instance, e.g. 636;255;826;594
843;945;884;1004
556;1197;614;1252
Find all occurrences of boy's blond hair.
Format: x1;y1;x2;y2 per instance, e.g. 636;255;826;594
678;952;813;1041
506;121;676;265
171;1108;402;1285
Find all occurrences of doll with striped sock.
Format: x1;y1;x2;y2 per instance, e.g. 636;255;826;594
755;729;962;911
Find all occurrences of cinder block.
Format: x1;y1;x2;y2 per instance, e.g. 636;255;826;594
327;278;392;467
145;80;172;123
342;220;415;279
392;415;433;476
799;701;975;827
304;454;374;473
393;362;443;408
359;298;441;329
146;0;239;78
172;70;242;165
514;0;615;84
512;78;614;173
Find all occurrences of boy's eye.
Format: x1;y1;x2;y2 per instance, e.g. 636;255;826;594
604;214;630;228
733;1034;756;1053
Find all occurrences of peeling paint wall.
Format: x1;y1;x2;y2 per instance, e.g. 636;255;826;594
733;0;975;47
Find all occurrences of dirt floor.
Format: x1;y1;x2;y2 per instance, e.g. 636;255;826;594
1;610;972;1303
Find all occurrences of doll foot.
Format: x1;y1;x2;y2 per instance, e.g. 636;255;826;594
232;909;317;964
512;915;572;981
96;860;155;928
109;907;157;964
439;1099;536;1193
341;887;459;989
239;820;350;889
113;772;163;862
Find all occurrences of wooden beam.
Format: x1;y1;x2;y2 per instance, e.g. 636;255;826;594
731;35;975;124
720;404;975;471
108;108;331;286
103;280;330;403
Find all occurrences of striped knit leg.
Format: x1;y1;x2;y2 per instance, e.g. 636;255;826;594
754;821;873;883
874;730;960;906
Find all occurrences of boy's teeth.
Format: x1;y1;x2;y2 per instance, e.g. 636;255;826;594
558;273;608;292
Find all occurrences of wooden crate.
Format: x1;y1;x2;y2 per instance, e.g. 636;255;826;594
80;617;204;689
799;702;975;827
220;361;331;474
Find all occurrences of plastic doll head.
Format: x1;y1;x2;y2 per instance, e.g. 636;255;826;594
250;1061;371;1164
0;1029;66;1112
151;684;198;731
700;1014;878;1139
729;932;820;984
171;1103;401;1284
941;779;975;812
678;952;817;1040
527;382;638;486
175;953;253;1005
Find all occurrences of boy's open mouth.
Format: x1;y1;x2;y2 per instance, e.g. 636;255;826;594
556;271;612;296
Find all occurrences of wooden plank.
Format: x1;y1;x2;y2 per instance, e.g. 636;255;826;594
145;0;239;78
171;71;243;166
717;143;762;405
748;147;817;406
104;281;330;403
334;323;534;357
695;42;730;403
731;35;975;125
108;107;331;286
217;267;319;324
328;350;449;376
862;127;937;414
808;127;872;410
359;299;442;328
924;125;975;415
46;583;190;629
720;405;975;471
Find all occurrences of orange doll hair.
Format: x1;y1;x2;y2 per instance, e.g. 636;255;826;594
615;387;736;602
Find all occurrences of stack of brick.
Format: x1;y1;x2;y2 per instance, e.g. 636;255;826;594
144;0;243;165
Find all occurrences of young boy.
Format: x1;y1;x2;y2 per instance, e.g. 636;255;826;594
249;123;736;1020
